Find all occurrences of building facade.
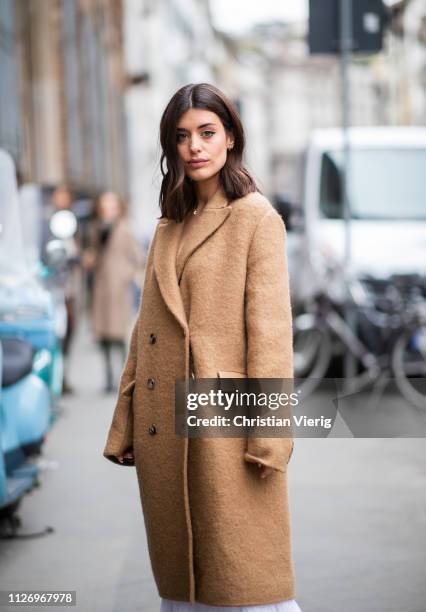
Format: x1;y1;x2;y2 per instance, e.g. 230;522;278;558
0;0;127;195
123;0;221;240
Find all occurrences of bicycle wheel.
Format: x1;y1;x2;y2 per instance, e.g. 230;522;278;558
293;314;332;398
392;325;426;410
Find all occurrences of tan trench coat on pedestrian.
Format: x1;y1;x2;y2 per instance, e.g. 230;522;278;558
103;188;296;606
91;218;143;341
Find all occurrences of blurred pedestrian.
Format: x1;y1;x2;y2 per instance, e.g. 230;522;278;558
45;185;81;395
103;83;301;611
83;191;144;394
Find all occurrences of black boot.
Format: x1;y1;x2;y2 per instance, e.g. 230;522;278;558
100;339;116;394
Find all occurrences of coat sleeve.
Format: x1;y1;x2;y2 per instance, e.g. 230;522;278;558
102;316;139;465
244;209;294;473
102;224;160;466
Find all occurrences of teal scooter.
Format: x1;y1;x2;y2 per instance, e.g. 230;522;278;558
0;149;70;536
0;337;51;536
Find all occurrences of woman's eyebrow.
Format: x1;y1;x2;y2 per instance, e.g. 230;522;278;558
177;123;216;132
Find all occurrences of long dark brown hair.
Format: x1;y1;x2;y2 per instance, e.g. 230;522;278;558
159;83;260;222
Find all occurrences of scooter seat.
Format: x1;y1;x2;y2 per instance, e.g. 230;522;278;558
1;337;34;387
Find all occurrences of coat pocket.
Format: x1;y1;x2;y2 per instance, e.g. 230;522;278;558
217;370;247;378
122;379;136;397
216;371;248;393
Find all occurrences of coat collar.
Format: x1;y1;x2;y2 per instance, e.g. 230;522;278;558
153;187;232;333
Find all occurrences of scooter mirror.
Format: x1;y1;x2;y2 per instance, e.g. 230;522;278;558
49;210;77;240
45;239;68;270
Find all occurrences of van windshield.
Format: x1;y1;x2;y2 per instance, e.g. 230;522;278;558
320;148;426;220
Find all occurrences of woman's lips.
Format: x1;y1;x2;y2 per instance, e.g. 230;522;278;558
189;160;209;168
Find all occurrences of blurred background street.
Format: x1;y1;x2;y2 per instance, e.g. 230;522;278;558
1;0;426;610
2;0;426;239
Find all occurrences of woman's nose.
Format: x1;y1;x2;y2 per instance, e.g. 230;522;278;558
189;137;202;152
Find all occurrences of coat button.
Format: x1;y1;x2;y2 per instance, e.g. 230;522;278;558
148;425;157;435
149;333;157;344
147;378;155;389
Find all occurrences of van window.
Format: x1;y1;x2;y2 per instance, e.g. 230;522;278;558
319;148;426;220
320;152;343;218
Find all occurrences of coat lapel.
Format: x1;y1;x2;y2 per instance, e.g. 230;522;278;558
153;219;187;333
175;186;231;284
153;187;232;332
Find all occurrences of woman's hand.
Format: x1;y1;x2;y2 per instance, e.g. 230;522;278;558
117;447;135;465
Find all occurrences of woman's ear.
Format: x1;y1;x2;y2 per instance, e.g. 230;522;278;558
226;131;235;150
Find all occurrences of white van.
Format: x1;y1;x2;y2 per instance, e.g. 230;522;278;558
290;126;426;307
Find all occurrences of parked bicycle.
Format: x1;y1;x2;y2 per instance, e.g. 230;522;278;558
293;272;426;410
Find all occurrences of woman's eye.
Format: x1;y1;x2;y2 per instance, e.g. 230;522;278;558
176;131;215;142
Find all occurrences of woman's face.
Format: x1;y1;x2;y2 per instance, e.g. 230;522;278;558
98;192;121;222
52;186;72;210
176;108;234;184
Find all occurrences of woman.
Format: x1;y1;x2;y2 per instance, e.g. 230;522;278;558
85;191;143;393
103;83;301;611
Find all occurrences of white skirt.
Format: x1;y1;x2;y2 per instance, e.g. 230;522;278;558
160;598;302;612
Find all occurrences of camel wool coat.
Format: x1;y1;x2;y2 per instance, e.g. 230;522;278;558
103;188;296;606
